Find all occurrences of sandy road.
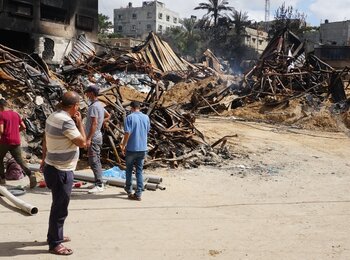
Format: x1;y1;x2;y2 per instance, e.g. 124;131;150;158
0;117;350;259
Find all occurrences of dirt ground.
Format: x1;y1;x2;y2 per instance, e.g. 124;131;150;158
1;117;350;259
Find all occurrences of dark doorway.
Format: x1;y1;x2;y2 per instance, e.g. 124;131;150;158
0;29;35;53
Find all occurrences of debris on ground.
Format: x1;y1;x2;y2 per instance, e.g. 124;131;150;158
1;29;350;170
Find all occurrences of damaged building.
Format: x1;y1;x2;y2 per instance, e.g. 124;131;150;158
0;0;98;64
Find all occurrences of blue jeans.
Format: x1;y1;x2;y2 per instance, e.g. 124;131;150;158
124;151;146;197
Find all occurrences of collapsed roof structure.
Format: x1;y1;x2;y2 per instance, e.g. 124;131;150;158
241;29;348;105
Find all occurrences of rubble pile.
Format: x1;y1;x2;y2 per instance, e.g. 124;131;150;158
99;84;234;169
0;34;233;168
1;29;350;168
241;29;348;106
0;44;65;156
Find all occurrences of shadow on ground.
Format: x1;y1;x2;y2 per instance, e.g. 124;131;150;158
0;241;47;256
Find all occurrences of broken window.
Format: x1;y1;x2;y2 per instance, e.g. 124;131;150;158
158;24;162;31
166;15;170;22
41;3;68;24
118;14;123;20
42;37;55;62
132;13;137;19
117;25;123;31
76;15;94;31
131;25;136;31
158;13;162;19
173;17;177;23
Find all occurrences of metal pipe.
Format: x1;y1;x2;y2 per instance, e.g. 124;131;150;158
28;165;163;184
0;186;38;215
143;175;162;184
73;173;158;191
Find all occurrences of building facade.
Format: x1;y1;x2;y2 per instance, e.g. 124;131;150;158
320;20;350;46
303;20;350;68
114;1;180;39
243;27;269;59
0;0;98;64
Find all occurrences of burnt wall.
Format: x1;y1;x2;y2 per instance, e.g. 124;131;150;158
0;0;98;63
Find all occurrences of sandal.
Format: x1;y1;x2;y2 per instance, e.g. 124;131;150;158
49;243;73;255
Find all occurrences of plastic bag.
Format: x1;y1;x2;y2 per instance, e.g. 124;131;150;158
102;166;126;179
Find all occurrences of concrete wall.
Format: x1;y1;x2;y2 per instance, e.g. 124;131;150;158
0;0;98;64
314;46;350;69
105;38;143;48
320;20;350;46
114;1;180;39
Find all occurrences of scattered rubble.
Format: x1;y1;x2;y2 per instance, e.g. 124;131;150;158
1;29;350;170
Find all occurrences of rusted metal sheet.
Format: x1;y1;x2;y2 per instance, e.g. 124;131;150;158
124;32;196;74
66;34;96;65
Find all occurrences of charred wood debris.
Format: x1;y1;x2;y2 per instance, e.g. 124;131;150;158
0;30;349;169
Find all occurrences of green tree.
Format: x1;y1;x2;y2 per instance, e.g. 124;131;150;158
163;18;202;58
98;13;113;35
269;2;307;37
194;0;232;27
229;9;251;36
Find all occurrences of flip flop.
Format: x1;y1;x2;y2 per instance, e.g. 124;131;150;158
49;243;73;255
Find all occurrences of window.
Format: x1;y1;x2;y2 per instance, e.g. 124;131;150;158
40;0;69;24
146;24;152;30
131;25;136;31
117;25;123;31
259;40;263;45
252;38;256;43
173;17;177;23
166;15;170;22
9;1;33;18
158;25;163;31
147;12;152;18
158;13;162;19
76;15;94;31
132;13;137;19
118;14;123;20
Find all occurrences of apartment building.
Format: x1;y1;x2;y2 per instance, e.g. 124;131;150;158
114;1;180;39
303;20;350;68
0;0;98;64
242;27;269;59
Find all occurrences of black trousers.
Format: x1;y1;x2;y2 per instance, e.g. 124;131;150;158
43;164;73;250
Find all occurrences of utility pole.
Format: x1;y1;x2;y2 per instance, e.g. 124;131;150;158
265;0;270;31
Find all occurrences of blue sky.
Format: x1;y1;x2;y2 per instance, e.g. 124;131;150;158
99;0;349;26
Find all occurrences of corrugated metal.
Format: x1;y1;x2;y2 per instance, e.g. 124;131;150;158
67;34;95;65
124;32;195;73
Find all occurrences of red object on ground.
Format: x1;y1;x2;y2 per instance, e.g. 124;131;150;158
74;182;82;188
39;180;46;188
